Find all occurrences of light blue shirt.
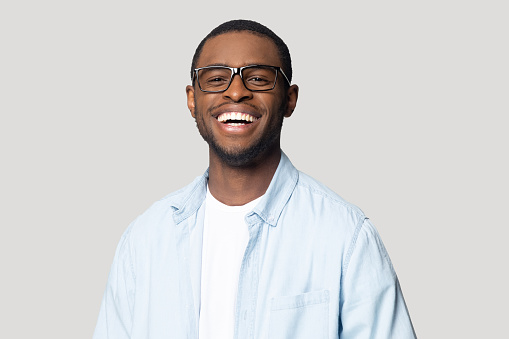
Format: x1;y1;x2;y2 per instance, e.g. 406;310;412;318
94;152;416;338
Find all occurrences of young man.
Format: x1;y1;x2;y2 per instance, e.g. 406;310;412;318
94;20;416;339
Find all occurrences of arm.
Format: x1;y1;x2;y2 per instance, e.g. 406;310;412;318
93;231;135;339
339;218;416;338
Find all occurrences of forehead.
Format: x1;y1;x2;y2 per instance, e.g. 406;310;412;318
196;31;281;68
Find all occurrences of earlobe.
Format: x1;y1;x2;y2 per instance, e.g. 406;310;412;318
186;85;196;118
284;84;299;118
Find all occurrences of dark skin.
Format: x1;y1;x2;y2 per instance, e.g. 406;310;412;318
186;32;299;206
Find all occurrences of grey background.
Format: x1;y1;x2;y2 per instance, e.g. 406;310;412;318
1;1;507;338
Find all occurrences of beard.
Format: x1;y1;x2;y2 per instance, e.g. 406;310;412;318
194;100;286;167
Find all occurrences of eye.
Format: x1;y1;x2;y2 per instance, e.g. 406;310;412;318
248;76;269;82
208;76;229;83
245;76;271;86
203;75;230;88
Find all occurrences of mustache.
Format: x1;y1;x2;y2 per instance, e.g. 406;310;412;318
206;101;259;114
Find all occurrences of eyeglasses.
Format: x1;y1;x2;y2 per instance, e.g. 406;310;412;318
192;65;290;93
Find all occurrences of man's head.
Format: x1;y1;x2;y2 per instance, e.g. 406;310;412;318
186;20;298;167
190;20;293;87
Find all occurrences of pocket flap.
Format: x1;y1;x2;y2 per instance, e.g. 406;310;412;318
271;290;330;311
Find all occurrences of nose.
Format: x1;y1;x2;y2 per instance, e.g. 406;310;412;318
222;74;253;102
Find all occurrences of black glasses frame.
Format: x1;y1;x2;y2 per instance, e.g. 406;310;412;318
192;64;291;93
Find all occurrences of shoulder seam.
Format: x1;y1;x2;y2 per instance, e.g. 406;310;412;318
341;217;368;291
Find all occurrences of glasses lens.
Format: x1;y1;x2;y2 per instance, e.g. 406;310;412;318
242;66;277;91
198;67;232;92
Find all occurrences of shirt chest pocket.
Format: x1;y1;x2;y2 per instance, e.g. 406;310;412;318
268;290;329;339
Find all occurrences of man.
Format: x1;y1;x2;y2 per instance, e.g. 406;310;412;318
94;20;416;338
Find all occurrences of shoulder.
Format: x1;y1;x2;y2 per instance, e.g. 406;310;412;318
124;173;206;240
293;170;365;219
275;170;368;246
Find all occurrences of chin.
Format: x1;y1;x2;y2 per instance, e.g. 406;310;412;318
211;144;265;167
210;137;280;168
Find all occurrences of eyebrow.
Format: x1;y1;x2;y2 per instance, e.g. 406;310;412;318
203;63;230;67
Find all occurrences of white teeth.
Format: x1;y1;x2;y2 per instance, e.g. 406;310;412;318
217;112;257;123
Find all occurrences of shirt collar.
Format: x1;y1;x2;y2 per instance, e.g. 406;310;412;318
171;151;298;227
250;151;298;226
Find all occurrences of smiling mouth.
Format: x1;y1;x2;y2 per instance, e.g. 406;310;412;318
216;112;259;126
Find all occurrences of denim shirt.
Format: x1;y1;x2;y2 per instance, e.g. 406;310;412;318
93;152;416;339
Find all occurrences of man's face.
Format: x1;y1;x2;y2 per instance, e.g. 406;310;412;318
186;31;298;167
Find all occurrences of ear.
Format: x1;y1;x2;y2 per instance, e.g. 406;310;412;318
186;85;196;118
284;84;299;118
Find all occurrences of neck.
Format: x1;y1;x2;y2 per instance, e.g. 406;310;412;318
207;144;281;206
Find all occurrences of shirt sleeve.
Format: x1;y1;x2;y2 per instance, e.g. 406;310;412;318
93;230;135;339
339;218;416;338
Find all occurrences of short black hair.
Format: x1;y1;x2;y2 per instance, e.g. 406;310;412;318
190;19;293;84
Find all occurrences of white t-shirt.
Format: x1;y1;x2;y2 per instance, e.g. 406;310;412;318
198;187;262;339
